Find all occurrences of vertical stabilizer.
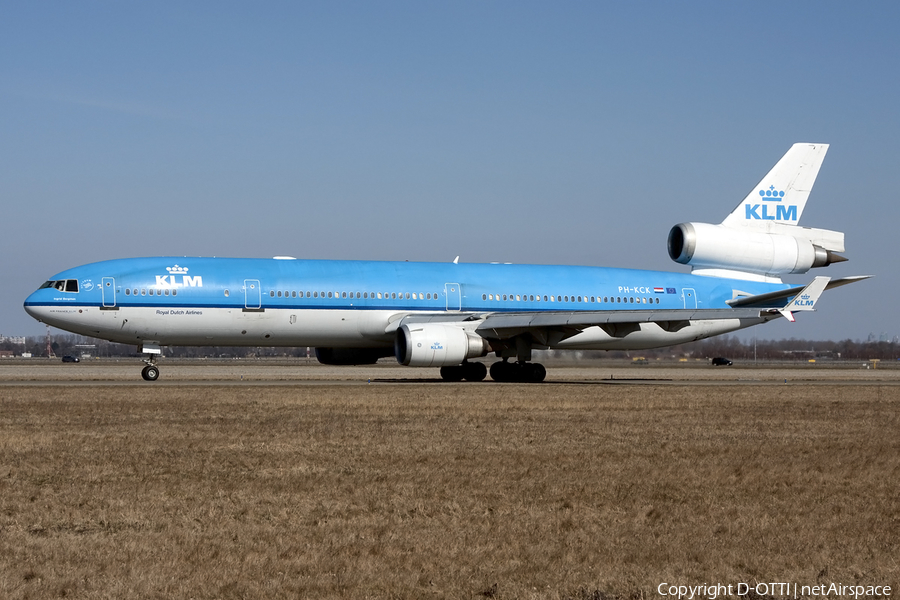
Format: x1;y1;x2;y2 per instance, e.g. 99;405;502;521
722;143;828;228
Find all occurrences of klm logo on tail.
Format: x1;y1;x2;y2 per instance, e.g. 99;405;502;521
744;185;797;221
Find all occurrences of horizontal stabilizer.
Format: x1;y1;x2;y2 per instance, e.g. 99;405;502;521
727;275;871;308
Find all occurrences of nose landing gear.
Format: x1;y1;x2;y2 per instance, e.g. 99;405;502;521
138;343;162;381
141;362;160;381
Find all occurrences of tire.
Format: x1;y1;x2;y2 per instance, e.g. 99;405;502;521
528;363;546;383
462;361;487;382
489;361;510;382
142;365;160;381
440;365;464;382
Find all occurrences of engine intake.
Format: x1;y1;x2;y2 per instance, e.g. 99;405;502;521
395;323;490;367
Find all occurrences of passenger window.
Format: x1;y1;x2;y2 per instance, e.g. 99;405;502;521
141;289;146;296
516;295;521;301
224;290;230;297
270;291;275;297
125;289;130;296
172;289;177;296
165;289;170;296
277;291;282;297
543;295;548;302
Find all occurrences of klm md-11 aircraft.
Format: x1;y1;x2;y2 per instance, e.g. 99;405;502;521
24;144;867;382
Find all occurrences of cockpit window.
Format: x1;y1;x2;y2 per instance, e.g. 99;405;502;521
41;280;79;292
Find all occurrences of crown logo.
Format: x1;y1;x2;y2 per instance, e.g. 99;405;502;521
166;265;189;274
759;185;784;201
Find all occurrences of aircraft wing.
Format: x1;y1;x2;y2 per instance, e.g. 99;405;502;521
389;275;870;345
473;307;769;343
389;306;772;347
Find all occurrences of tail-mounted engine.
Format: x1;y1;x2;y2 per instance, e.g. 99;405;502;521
667;221;846;280
395;323;490;367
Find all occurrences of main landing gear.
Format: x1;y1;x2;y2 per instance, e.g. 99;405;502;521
489;359;546;383
440;360;488;382
437;359;546;383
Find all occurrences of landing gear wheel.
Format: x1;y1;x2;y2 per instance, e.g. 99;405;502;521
527;363;546;383
490;360;514;382
141;365;160;381
440;365;464;382
462;361;487;382
490;360;545;383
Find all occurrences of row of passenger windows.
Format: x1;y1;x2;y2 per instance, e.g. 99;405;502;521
264;290;440;300
125;288;177;296
258;289;661;305
482;293;661;305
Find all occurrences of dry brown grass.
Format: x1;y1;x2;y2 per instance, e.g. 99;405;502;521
0;378;898;599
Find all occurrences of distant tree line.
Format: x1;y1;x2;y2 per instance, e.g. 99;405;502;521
3;333;897;362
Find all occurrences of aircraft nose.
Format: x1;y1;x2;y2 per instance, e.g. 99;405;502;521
23;291;44;321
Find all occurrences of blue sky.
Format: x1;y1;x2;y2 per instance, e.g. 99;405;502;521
2;2;898;341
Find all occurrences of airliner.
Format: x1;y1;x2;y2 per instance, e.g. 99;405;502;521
24;143;867;382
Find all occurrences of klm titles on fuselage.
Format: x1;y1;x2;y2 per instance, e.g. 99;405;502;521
155;274;203;287
745;187;798;221
155;265;203;288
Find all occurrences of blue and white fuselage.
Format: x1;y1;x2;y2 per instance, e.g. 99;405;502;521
23;256;786;349
23;143;867;381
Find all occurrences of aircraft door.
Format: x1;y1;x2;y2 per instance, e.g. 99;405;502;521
682;288;697;309
445;283;461;311
244;279;261;310
101;277;116;308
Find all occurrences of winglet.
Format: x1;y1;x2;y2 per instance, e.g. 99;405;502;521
776;276;830;322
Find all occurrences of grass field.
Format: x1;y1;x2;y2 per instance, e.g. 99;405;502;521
0;363;897;599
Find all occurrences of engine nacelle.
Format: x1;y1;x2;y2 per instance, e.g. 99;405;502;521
667;222;845;278
395;323;490;367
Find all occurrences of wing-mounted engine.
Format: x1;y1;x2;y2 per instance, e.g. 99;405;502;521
667;142;847;282
668;221;846;281
395;323;490;367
